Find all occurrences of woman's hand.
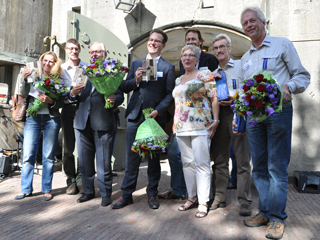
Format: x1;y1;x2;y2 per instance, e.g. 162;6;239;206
207;121;219;139
38;93;54;104
23;68;32;81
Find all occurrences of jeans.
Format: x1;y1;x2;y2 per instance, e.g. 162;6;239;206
167;134;186;197
21;115;61;194
246;104;292;223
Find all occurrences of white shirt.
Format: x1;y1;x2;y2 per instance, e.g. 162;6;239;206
62;59;89;90
241;35;310;94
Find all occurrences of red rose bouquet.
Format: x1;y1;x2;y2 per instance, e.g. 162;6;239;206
26;76;69;116
84;58;129;108
231;71;283;126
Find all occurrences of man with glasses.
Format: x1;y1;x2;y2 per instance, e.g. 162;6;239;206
112;29;175;210
70;42;124;207
210;34;252;216
62;38;88;195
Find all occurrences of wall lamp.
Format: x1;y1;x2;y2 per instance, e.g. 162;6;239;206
114;0;136;11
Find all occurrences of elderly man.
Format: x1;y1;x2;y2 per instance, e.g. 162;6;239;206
71;42;124;207
61;38;88;195
240;7;310;239
112;29;175;210
210;33;252;217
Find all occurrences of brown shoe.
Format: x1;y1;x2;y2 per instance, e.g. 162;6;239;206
244;213;269;227
66;183;79;195
209;200;226;210
265;221;285;239
239;203;251;216
77;185;84;194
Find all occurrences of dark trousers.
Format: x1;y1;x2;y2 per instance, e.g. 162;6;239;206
121;113;161;200
61;104;81;186
75;120;113;197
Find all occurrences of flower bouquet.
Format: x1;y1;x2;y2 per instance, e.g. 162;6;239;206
231;71;283;126
131;108;169;159
27;76;69;116
84;58;129;108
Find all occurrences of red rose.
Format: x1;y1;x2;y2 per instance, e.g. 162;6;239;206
249;100;255;107
255;74;264;83
92;64;98;68
125;68;129;72
243;85;250;92
254;100;263;108
242;111;247;116
263;78;267;82
257;84;266;92
45;79;50;85
245;94;252;101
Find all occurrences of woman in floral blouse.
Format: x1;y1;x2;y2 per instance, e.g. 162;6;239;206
173;45;219;218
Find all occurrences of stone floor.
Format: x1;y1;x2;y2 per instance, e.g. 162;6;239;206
0;159;320;240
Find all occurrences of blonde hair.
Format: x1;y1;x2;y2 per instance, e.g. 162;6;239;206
39;51;63;77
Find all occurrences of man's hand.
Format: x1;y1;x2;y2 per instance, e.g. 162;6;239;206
232;118;244;135
107;94;116;103
219;95;235;107
71;84;85;96
135;67;146;84
148;110;159;119
282;85;292;104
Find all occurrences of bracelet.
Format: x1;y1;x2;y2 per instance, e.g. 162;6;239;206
213;119;220;123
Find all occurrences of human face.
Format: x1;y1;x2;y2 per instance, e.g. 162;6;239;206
181;49;198;71
242;10;266;44
42;54;55;75
185;32;202;48
147;32;165;57
213;39;231;63
89;43;106;61
65;43;80;61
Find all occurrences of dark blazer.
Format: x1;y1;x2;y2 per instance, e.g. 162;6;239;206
73;80;124;131
179;51;219;75
120;57;175;125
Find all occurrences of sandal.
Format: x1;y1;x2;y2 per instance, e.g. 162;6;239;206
195;203;208;218
178;198;198;211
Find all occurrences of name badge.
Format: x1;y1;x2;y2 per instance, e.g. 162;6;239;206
157;71;163;78
243;59;252;70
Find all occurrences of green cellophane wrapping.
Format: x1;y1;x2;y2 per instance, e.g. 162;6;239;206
131;108;169;158
89;74;123;108
26;82;59;116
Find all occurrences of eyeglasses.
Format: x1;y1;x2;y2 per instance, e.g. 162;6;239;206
148;38;163;44
66;47;80;52
181;54;197;58
89;50;105;55
213;45;227;50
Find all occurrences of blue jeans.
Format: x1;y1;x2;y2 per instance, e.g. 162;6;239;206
246;104;292;223
21;115;61;194
167;134;187;197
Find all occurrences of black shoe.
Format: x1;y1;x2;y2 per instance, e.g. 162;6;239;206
158;191;185;200
14;193;32;200
111;197;133;209
239;203;251;216
148;196;159;209
227;182;237;189
101;196;112;207
112;172;118;177
66;183;79;195
77;193;95;203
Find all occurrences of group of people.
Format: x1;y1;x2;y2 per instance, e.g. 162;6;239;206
15;6;310;240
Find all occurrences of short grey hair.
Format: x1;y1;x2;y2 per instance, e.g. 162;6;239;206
213;34;231;47
181;45;201;59
90;42;106;52
240;7;266;25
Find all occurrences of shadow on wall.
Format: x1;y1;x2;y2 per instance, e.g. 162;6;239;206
125;2;156;44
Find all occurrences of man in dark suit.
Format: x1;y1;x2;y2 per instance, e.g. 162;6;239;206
179;28;219;75
70;42;124;207
112;29;175;210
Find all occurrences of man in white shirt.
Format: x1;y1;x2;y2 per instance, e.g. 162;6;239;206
210;34;252;217
240;7;310;239
61;38;88;195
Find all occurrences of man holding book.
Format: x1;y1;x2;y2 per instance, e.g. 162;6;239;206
210;34;252;216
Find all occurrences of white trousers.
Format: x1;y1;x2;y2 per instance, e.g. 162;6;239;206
176;135;211;203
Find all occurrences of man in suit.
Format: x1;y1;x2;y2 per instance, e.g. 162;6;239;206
71;42;124;207
179;28;219;75
112;29;175;210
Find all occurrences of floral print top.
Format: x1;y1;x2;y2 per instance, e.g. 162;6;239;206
172;69;217;135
